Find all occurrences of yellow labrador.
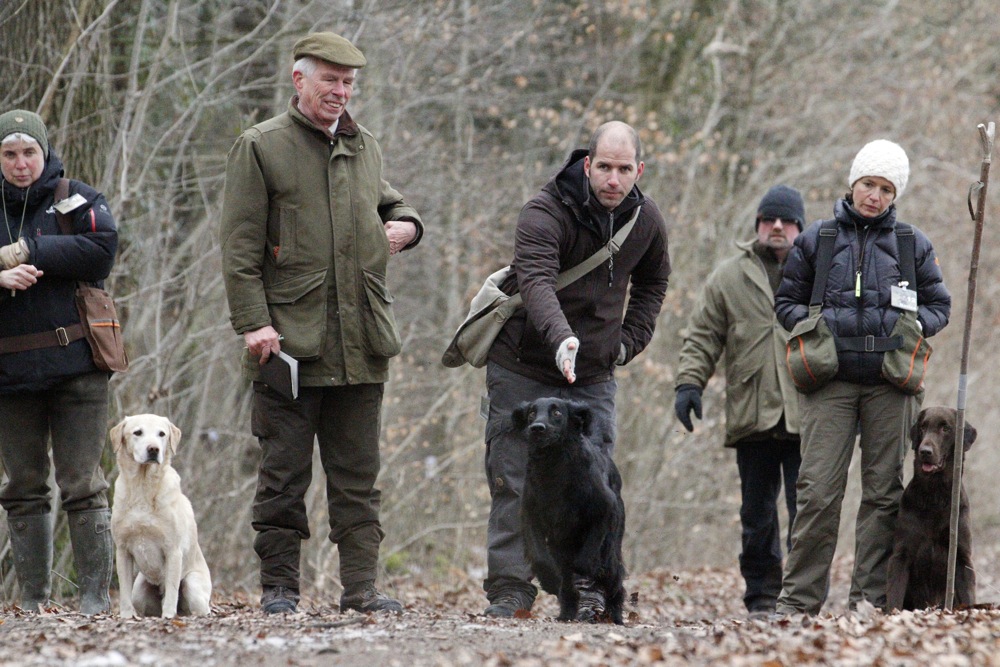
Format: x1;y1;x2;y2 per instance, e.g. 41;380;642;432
110;414;212;618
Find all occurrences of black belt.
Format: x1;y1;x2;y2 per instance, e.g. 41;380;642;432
835;335;902;353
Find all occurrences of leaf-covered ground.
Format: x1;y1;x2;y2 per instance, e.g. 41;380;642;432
2;563;999;666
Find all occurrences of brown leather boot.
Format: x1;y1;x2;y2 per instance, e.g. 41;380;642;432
340;580;402;614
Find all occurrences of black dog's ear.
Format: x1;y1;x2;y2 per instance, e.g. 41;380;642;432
964;421;977;451
511;402;532;430
568;402;593;437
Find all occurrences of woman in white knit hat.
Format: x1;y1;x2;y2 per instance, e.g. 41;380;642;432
0;109;120;614
771;139;952;615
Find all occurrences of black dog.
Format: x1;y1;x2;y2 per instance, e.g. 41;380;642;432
512;397;626;624
886;407;977;610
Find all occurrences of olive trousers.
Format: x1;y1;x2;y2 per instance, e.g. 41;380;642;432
776;381;917;614
251;381;386;591
0;372;110;516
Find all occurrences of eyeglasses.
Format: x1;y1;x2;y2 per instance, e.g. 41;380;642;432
757;217;794;225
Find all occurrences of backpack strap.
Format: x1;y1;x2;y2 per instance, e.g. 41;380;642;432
809;219;839;306
895;222;916;288
54;178;73;235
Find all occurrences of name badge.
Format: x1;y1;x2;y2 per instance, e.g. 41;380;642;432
891;285;918;312
54;193;88;214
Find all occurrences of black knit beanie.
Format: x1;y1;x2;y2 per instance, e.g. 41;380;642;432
756;185;805;231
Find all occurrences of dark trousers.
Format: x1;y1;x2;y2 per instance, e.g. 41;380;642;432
251;381;386;590
483;362;617;603
0;372;110;517
735;438;801;612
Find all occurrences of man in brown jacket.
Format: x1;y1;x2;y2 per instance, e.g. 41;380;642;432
482;121;671;619
220;32;423;615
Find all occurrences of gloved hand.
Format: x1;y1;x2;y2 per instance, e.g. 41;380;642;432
674;384;703;432
556;336;579;383
0;238;29;269
615;343;628;366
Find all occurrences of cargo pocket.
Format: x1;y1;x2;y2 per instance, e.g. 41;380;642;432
264;267;328;360
881;311;932;395
360;269;402;358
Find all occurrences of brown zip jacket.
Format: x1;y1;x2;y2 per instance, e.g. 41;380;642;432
488;149;671;386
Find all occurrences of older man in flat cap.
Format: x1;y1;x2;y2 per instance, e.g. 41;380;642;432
221;31;423;615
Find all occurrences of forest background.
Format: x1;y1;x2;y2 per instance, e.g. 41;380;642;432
1;0;999;605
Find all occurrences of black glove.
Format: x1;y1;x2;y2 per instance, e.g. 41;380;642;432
674;384;703;432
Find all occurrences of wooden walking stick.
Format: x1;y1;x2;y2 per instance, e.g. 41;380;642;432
946;121;995;610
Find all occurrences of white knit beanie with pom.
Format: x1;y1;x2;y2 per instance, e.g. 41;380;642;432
848;139;909;198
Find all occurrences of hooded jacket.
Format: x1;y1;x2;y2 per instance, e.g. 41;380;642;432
675;240;800;446
775;198;950;385
220;98;423;386
0;153;119;393
488;149;671;386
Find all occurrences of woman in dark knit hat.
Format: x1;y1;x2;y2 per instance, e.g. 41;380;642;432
773;140;951;616
0;109;120;614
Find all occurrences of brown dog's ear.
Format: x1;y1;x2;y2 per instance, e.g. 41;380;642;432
964;421;977;451
109;417;129;453
909;411;926;451
167;420;182;456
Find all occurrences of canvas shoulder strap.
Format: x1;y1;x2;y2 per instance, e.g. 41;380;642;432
809;219;839;306
554;205;641;290
500;205;642;314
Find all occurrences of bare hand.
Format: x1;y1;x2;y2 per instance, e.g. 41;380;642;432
244;325;281;365
0;265;43;292
384;220;417;255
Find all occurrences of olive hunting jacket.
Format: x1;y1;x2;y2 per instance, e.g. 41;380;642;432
675;241;800;446
220;98;423;386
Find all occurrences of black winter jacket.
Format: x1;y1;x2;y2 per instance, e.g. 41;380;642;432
488;149;671;386
774;198;950;385
0;153;119;393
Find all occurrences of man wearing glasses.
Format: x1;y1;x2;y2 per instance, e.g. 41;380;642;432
673;185;805;619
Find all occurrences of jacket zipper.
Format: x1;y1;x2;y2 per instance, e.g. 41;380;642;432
607;211;614;286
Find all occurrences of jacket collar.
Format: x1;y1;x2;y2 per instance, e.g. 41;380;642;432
835;196;897;230
1;152;64;212
736;239;777;297
547;148;644;236
288;96;360;140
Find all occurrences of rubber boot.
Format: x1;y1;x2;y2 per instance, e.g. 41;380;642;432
67;509;113;615
7;513;53;611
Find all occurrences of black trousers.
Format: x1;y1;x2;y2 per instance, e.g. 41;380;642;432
735;438;801;612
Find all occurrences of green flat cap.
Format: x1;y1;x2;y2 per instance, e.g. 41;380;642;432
292;32;366;68
0;109;49;159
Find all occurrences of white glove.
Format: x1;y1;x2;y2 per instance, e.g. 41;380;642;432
616;343;627;366
0;238;29;269
556;336;579;384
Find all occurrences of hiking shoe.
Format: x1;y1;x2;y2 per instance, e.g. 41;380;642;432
340;581;403;614
747;599;776;620
261;586;299;614
483;592;532;618
575;577;606;623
